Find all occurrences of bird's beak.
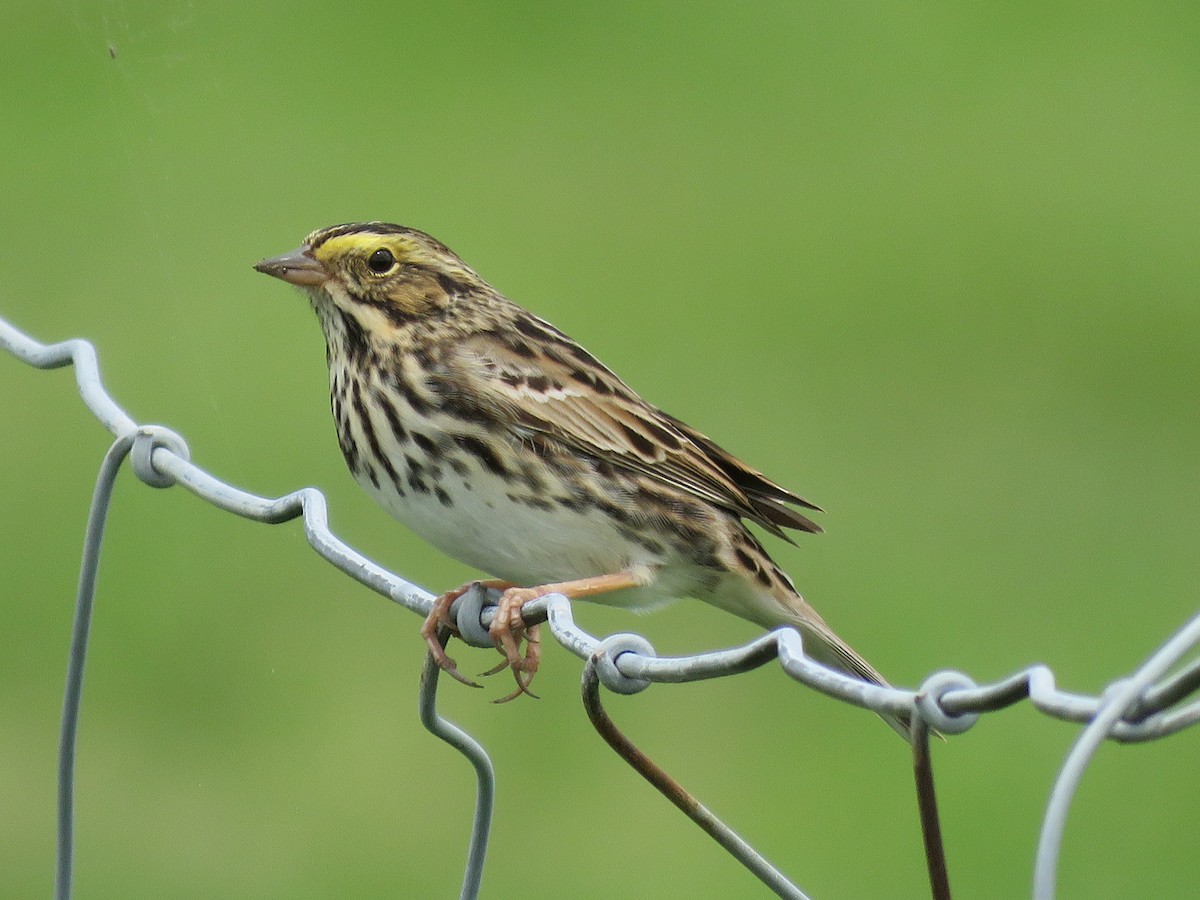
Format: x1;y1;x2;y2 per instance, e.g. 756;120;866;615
253;246;329;287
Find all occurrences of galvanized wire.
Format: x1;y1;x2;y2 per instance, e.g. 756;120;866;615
4;312;1200;899
56;432;134;900
419;632;495;900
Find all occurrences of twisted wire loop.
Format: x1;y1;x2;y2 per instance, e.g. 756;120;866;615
5;312;1200;900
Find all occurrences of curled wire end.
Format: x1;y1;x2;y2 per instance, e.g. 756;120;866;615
915;671;981;735
594;633;656;695
452;583;498;649
130;425;190;489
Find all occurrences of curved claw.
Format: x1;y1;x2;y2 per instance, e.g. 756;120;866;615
512;666;541;701
441;657;484;689
493;673;540;704
491;622;542;701
422;626;483;689
478;658;511;678
420;592;484;689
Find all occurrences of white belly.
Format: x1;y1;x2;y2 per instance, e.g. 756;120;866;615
333;362;713;612
367;466;628;581
354;438;699;611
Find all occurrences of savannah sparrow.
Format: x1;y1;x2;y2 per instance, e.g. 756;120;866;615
255;222;905;734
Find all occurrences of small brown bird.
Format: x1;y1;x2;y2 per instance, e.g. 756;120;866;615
256;222;904;733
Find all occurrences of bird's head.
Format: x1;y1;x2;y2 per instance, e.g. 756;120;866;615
254;222;483;328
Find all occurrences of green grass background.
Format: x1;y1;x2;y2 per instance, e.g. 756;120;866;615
3;2;1199;897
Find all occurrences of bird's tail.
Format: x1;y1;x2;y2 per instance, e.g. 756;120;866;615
784;609;912;741
707;539;913;740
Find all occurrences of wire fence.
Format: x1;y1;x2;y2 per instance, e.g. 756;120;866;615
4;311;1200;900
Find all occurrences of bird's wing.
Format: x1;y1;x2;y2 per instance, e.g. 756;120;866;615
445;316;820;538
654;410;822;536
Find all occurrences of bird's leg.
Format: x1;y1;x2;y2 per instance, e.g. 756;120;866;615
489;571;646;702
420;579;514;688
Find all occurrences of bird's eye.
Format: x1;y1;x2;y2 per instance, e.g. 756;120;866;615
367;248;395;274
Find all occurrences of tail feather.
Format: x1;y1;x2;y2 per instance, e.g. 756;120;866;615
774;593;912;742
721;531;912;739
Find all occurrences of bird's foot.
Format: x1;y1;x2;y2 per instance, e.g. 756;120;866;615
487;587;543;702
426;571;642;701
420;579;513;689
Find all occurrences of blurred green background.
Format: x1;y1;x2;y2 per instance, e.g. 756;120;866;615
3;2;1199;898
